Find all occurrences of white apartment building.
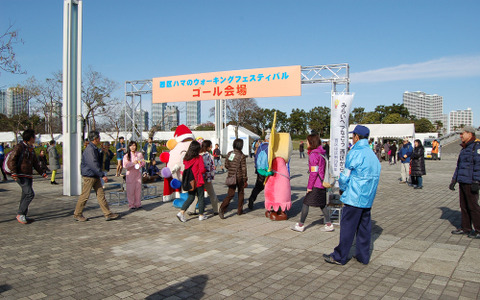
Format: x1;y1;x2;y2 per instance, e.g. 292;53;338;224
403;91;443;124
449;108;473;133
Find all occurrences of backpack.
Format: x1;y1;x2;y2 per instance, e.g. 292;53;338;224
181;166;196;192
319;154;336;189
3;144;24;177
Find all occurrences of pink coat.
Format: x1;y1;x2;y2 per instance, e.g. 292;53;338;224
123;151;145;183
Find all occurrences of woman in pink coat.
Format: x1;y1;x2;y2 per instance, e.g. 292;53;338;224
123;141;145;209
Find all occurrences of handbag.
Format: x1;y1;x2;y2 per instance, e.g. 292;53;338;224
319;154;335;189
225;167;237;186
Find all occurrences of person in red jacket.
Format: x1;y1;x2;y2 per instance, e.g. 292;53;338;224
176;141;207;222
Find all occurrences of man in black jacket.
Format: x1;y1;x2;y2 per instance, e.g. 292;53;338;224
73;131;119;222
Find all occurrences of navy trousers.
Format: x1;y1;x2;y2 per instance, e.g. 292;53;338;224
331;204;372;264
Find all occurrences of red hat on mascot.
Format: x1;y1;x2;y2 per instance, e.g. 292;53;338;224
174;125;195;142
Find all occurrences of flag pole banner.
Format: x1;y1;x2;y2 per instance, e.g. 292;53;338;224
330;93;354;178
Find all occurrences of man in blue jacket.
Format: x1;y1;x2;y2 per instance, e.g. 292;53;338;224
398;138;413;184
324;125;381;265
449;126;480;239
73;131;119;222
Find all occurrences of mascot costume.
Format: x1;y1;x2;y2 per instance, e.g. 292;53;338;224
160;125;195;202
264;112;293;220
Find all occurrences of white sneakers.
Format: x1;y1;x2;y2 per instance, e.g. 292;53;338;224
176;212;186;222
291;223;305;232
177;212;209;222
321;224;335;232
290;223;335;232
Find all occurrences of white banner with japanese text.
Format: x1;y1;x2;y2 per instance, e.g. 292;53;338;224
152;65;301;103
330;93;354;178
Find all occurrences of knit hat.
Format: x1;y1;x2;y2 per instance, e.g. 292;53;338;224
174;124;195;142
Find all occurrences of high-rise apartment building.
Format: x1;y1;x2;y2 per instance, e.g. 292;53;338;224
0;87;30;117
186;101;201;128
121;107;149;132
152;103;167;130
164;106;179;131
449;108;473;133
151;103;179;131
403;91;443;124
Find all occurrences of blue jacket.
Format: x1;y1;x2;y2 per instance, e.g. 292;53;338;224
453;141;480;184
254;142;269;171
339;138;381;208
398;142;413;164
81;143;104;178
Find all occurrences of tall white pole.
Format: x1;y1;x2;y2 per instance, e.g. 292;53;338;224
62;0;82;195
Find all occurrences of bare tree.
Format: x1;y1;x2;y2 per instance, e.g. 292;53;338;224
0;24;25;75
209;98;260;138
81;67;118;137
96;98;123;143
25;72;63;139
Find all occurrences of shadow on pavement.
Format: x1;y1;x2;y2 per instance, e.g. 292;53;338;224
146;274;208;300
0;284;12;294
438;206;461;228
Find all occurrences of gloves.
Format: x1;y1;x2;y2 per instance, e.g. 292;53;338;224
472;181;479;194
449;180;456;191
258;169;274;177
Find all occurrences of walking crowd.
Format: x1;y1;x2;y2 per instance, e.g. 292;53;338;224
2;123;479;267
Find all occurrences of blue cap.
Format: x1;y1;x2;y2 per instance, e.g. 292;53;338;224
350;125;370;138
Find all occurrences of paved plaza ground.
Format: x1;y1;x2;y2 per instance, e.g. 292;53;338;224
1;151;479;299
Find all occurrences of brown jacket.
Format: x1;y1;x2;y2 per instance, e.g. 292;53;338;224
7;142;46;178
225;149;247;182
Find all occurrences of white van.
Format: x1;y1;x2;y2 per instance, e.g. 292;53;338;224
414;133;440;160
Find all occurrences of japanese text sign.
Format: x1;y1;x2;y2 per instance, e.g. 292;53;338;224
330;93;354;178
152;65;301;103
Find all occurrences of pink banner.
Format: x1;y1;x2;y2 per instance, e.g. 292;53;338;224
152;65;301;103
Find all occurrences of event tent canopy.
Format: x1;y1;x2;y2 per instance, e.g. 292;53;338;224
348;124;415;140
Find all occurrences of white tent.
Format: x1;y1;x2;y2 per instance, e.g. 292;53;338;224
221;125;260;155
348;124;415;141
0;132;18;143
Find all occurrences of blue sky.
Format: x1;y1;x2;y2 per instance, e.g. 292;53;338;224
1;0;479;126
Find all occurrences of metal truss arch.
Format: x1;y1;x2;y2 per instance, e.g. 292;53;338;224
124;63;350;142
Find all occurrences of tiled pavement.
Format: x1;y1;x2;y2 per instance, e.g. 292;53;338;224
0;152;479;299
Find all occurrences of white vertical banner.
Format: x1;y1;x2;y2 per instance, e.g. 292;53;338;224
330;93;354;178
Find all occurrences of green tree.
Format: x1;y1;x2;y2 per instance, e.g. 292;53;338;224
288;108;308;136
350;107;366;124
382;113;411;124
362;112;382;124
253;108;288;136
308;106;330;137
414;118;435;133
